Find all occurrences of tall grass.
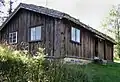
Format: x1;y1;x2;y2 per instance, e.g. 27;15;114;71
0;44;88;82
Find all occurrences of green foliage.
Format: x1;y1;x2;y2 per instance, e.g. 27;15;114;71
0;45;88;82
101;5;120;58
44;60;88;82
85;63;120;82
0;45;46;82
101;5;118;36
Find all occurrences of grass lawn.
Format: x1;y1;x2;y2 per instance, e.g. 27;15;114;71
84;63;120;82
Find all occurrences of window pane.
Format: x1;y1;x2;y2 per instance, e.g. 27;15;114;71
36;26;41;40
13;39;16;43
13;32;16;37
13;33;16;39
9;33;12;38
9;32;17;44
76;29;80;42
31;28;36;41
71;27;75;41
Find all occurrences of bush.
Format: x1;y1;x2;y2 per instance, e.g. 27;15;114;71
0;45;45;82
44;60;89;82
0;44;89;82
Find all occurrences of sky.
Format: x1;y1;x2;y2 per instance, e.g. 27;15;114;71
1;0;120;30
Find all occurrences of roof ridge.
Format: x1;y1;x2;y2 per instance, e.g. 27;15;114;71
0;3;116;43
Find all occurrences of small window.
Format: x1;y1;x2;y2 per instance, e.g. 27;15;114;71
30;26;41;41
71;27;80;43
9;32;17;44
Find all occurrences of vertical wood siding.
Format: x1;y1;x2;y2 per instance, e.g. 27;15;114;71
1;9;55;56
0;9;114;61
105;41;113;61
98;40;105;59
62;20;95;59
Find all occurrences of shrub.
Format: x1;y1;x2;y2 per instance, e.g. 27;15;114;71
0;45;45;82
0;44;89;82
44;60;89;82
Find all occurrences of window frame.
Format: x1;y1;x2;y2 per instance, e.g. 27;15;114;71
30;26;42;42
71;27;81;44
9;31;17;44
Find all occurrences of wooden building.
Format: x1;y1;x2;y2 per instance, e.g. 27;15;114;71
0;3;115;61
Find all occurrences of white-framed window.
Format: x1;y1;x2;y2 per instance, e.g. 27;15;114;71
9;32;17;44
71;27;80;43
30;26;41;41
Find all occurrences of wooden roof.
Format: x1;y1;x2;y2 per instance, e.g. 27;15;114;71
0;3;116;44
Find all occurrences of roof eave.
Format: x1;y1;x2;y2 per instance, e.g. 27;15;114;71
63;14;116;44
0;3;115;44
0;4;22;30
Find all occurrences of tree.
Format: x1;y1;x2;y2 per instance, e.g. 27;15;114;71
101;5;120;58
0;0;5;24
0;0;19;25
0;0;5;6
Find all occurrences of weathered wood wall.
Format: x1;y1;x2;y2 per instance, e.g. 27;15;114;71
0;8;114;61
105;41;113;61
61;20;95;59
97;39;113;61
1;9;55;56
61;19;113;61
98;39;105;59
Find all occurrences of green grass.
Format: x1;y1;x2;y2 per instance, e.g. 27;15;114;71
84;63;120;82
